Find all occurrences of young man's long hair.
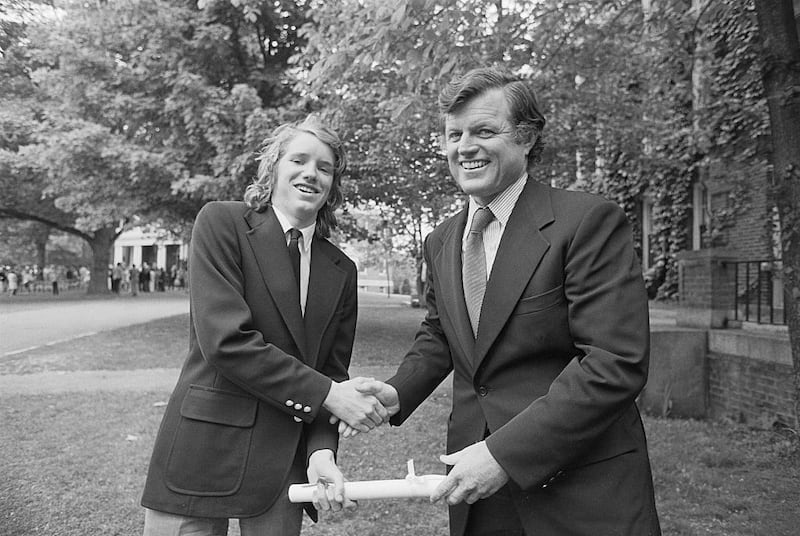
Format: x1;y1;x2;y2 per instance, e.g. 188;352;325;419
244;116;347;238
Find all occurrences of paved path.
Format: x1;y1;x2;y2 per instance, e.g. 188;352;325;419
0;293;189;357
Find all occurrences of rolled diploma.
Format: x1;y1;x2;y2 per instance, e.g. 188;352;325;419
288;474;446;503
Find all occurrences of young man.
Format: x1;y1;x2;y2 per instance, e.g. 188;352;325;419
141;116;388;536
354;68;662;536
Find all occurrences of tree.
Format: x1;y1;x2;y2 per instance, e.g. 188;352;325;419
752;0;800;426
0;1;186;292
0;0;311;292
297;0;652;294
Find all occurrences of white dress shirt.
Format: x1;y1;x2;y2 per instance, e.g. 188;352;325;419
272;206;315;316
462;173;528;278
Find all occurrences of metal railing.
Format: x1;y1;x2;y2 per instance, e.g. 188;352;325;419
732;259;785;325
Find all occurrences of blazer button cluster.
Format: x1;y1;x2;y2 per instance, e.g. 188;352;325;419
285;399;312;422
477;386;489;397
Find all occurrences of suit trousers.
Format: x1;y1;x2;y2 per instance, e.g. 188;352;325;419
464;485;525;536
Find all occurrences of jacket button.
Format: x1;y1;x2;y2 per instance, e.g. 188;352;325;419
478;386;488;397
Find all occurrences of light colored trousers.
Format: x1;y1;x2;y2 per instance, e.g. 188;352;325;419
142;501;303;536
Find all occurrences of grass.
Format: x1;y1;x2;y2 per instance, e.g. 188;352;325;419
1;293;798;535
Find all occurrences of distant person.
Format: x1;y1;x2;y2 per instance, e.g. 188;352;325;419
7;269;18;296
129;264;140;296
111;263;124;294
176;265;187;289
46;265;59;295
140;116;388;536
351;67;661;536
139;263;150;293
21;266;33;293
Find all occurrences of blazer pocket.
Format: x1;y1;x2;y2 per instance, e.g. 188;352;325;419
513;285;565;315
165;385;258;496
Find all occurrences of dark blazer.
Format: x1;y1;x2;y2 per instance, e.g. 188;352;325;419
387;179;661;536
141;201;357;519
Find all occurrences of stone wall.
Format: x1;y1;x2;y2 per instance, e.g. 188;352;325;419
707;329;794;427
642;323;795;428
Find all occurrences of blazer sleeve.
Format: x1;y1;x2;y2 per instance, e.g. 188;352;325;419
386;232;455;424
485;200;651;490
188;203;334;423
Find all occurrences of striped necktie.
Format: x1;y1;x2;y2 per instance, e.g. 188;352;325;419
462;207;494;338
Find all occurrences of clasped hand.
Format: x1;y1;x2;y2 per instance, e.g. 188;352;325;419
322;377;397;433
431;441;509;505
327;377;400;437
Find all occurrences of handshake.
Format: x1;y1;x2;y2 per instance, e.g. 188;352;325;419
315;376;510;510
322;377;399;438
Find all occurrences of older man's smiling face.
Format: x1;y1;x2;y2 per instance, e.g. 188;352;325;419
444;88;534;206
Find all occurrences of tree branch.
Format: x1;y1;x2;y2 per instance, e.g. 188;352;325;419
0;208;92;243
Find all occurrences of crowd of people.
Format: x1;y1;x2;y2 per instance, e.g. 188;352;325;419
0;262;187;296
109;262;187;295
0;264;90;295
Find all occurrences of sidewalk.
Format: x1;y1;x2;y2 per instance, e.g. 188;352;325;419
0;292;189;356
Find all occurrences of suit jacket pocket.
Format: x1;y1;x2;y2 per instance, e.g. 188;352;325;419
165;385;258;496
513;285;565;315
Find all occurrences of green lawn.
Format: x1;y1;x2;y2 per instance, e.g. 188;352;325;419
0;294;797;535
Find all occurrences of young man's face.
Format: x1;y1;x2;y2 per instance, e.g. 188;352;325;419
271;131;335;228
444;88;534;206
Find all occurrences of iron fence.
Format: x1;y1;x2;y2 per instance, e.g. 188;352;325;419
732;259;785;325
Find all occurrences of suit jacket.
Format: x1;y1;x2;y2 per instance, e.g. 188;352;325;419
387;179;661;536
141;201;357;519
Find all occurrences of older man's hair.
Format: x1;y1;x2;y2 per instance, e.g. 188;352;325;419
438;67;546;170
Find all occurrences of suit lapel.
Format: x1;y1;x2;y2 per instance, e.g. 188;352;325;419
244;207;307;359
474;180;554;367
304;237;347;368
434;209;477;362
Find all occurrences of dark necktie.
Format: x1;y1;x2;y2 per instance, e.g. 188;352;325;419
463;207;494;338
288;228;302;294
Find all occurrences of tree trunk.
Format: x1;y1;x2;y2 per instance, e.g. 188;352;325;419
87;227;117;295
32;223;49;268
753;0;800;428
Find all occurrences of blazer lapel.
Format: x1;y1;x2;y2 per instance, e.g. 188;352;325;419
474;180;554;367
303;237;348;368
244;207;307;359
433;209;477;362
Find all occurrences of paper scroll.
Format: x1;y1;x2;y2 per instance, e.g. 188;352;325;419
288;459;445;503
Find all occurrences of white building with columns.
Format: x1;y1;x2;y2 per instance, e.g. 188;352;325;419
112;227;188;271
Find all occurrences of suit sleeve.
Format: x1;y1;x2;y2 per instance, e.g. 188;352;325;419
386;233;455;424
485;200;650;490
189;203;333;423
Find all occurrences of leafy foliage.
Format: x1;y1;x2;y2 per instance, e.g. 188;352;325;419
0;0;311;290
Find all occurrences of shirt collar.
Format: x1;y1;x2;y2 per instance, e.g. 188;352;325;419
272;205;315;254
466;173;528;232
